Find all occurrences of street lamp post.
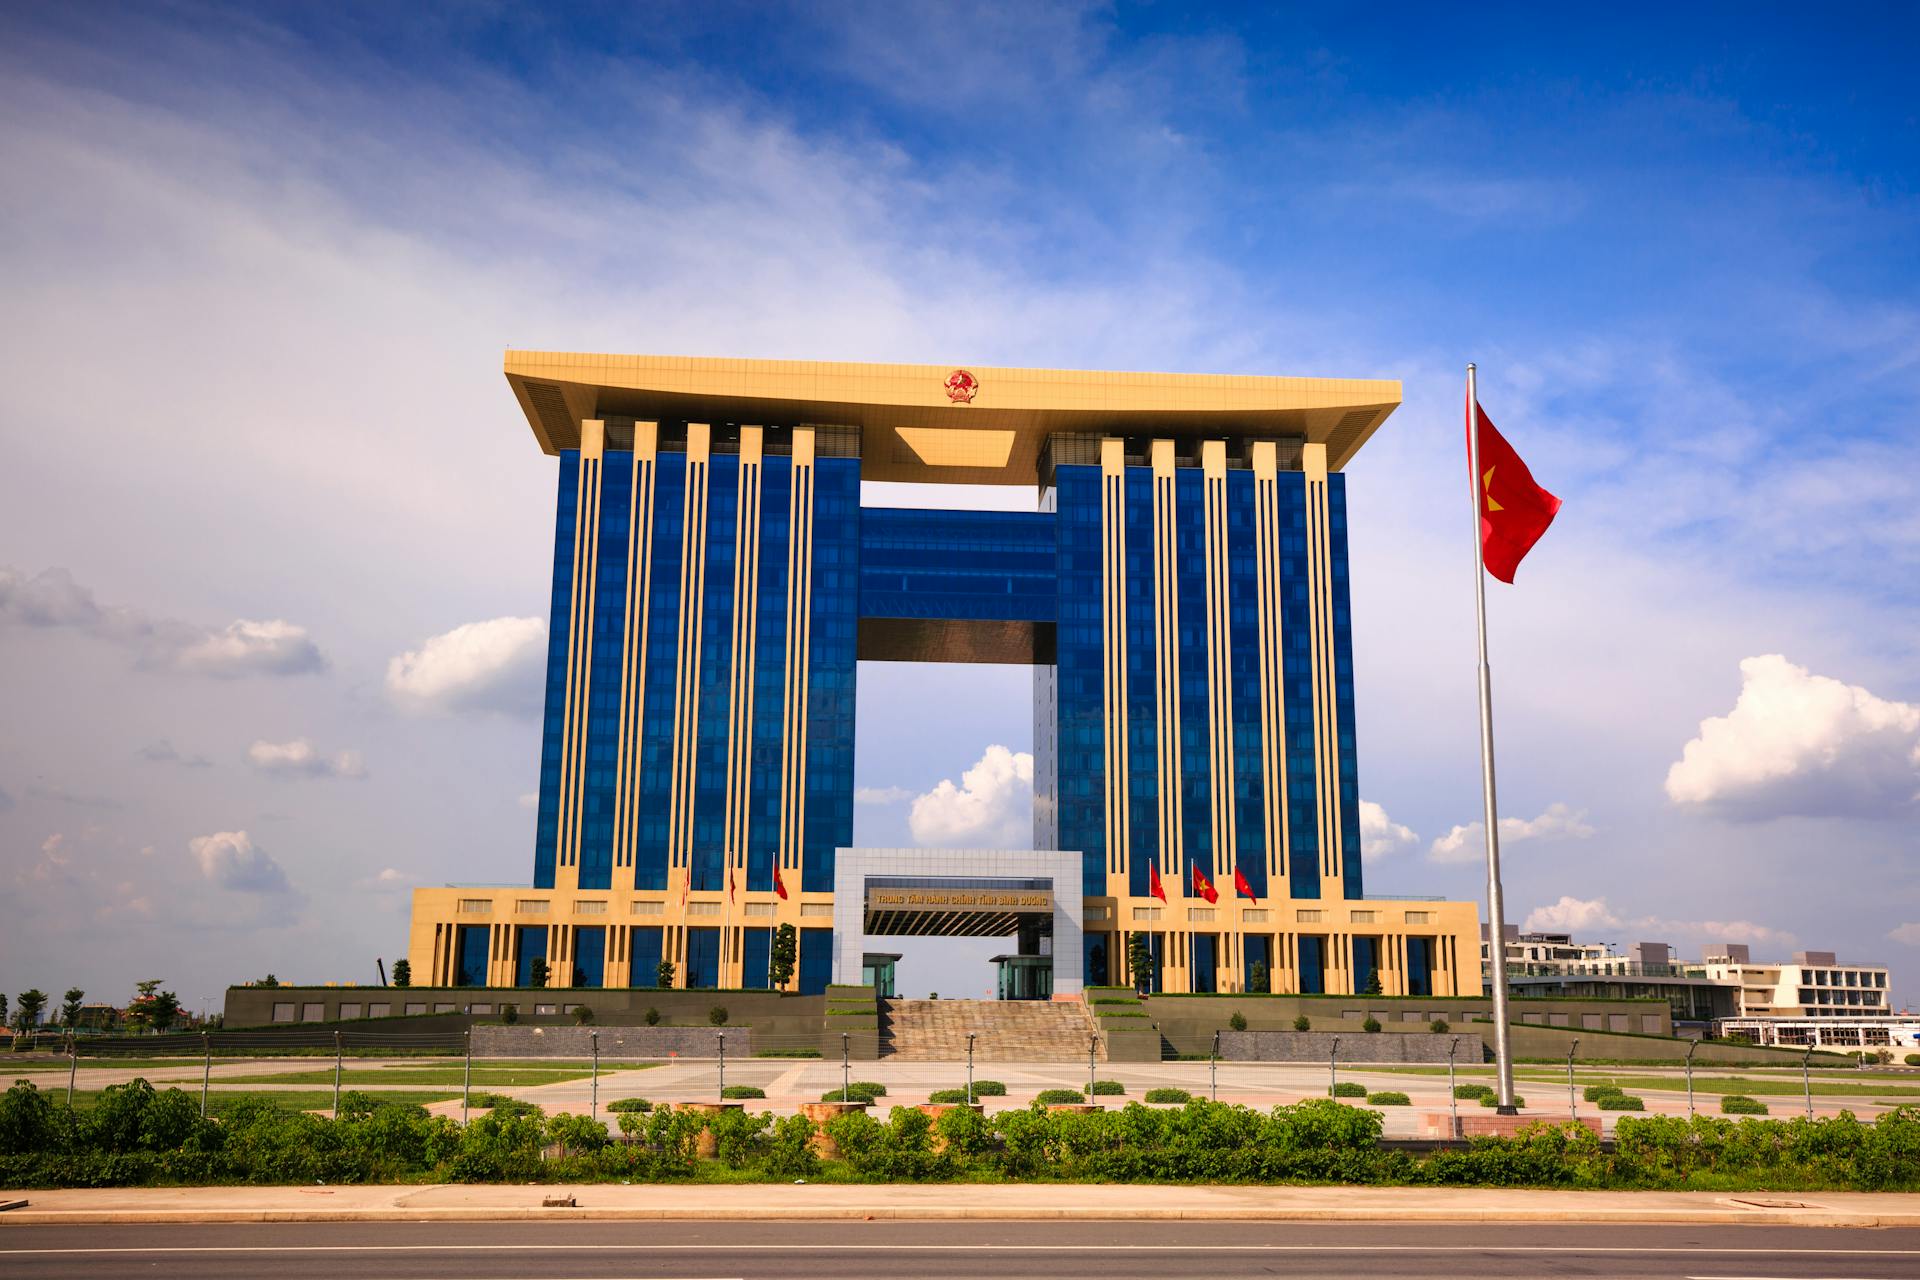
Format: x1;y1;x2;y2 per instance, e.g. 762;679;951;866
966;1033;976;1106
1210;1031;1219;1102
1088;1035;1097;1098
1566;1041;1579;1121
841;1032;850;1102
716;1030;724;1103
1447;1036;1460;1136
1803;1044;1815;1118
1685;1038;1700;1120
332;1031;343;1117
591;1029;601;1117
463;1029;472;1125
1329;1037;1341;1099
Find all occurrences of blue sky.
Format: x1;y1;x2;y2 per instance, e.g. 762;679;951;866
2;2;1917;1009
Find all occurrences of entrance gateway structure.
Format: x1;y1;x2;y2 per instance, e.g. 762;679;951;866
407;353;1480;998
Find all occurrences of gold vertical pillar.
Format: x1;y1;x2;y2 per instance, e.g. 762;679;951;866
1251;441;1291;901
1149;440;1185;989
719;427;765;989
553;419;607;894
667;424;713;912
1301;441;1348;905
1099;437;1131;900
611;423;660;886
773;427;817;965
1201;440;1235;994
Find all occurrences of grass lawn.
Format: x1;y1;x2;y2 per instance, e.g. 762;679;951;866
220;1066;601;1086
1515;1072;1920;1098
9;1059;218;1074
59;1088;461;1114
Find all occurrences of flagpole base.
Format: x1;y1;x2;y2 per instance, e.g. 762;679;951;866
1494;1105;1520;1116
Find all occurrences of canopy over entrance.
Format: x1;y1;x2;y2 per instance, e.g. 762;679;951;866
832;848;1084;996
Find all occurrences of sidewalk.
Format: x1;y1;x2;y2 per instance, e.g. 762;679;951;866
3;1183;1916;1227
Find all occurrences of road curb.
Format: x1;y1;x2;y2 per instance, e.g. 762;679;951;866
5;1206;1919;1227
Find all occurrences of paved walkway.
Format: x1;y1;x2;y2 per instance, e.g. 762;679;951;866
2;1183;1916;1227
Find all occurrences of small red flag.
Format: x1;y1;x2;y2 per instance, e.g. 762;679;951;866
1190;862;1218;904
1469;397;1562;583
728;872;736;904
773;865;787;900
1233;866;1258;903
1148;862;1167;903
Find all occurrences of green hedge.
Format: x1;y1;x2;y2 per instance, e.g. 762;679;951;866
1597;1095;1645;1111
604;1097;651;1113
1479;1093;1526;1108
1722;1095;1770;1115
820;1082;886;1103
926;1089;971;1104
5;1080;1919;1191
1035;1089;1085;1105
720;1085;764;1099
969;1080;1008;1097
1090;1080;1126;1096
1454;1083;1493;1100
1329;1082;1367;1098
1366;1092;1411;1106
1144;1088;1191;1104
1584;1084;1625;1102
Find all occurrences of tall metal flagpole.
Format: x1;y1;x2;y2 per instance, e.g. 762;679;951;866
1466;362;1519;1114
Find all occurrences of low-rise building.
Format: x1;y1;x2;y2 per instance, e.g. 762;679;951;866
1698;945;1892;1019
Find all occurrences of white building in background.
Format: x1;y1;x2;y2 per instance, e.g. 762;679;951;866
1699;946;1892;1019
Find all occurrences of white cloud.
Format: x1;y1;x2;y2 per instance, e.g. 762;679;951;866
0;565;324;677
187;830;292;894
1429;802;1596;863
1665;654;1920;819
517;792;539;811
1519;894;1794;952
1358;799;1418;862
1888;923;1920;948
855;785;912;806
173;619;324;678
386;617;546;716
907;745;1034;847
246;738;367;780
1523;895;1621;933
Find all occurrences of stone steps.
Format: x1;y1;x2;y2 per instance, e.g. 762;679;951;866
878;998;1105;1062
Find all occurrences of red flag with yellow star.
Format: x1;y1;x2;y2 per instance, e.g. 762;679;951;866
1469;398;1561;583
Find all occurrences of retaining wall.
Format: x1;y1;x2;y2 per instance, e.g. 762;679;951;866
472;1025;748;1059
1219;1031;1484;1064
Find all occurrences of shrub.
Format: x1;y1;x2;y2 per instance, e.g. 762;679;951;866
1478;1093;1524;1108
571;1005;595;1025
1144;1087;1191;1104
1596;1094;1645;1111
468;1093;543;1119
1036;1089;1086;1105
1293;1014;1311;1032
1430;1019;1450;1034
546;1112;610;1157
719;1085;763;1099
926;1088;971;1104
702;1107;770;1168
1092;997;1138;1006
708;1006;729;1027
764;1112;817;1178
1721;1095;1769;1115
1584;1084;1625;1102
1090;1079;1125;1096
605;1097;651;1113
1330;1082;1367;1098
643;1007;661;1026
500;1005;518;1025
969;1080;1008;1097
1366;1091;1411;1106
1907;1054;1920;1067
1228;1011;1247;1032
1361;1016;1382;1033
821;1082;884;1104
1454;1083;1493;1100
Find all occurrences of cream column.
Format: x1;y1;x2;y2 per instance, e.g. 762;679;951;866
772;427;817;977
1300;441;1349;903
1250;441;1292;900
1149;440;1185;988
719;427;765;988
1099;437;1131;900
611;422;660;885
666;424;713;917
1201;440;1236;994
553;419;608;893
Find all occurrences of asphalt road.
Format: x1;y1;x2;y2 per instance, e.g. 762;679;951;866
4;1220;1919;1279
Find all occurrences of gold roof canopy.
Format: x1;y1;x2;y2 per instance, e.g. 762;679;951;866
505;351;1402;484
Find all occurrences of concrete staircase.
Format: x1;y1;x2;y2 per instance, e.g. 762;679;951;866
878;998;1105;1062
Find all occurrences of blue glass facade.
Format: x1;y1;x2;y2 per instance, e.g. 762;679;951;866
455;925;489;987
517;427;1381;994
